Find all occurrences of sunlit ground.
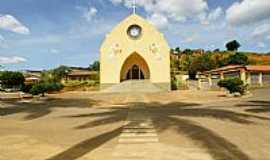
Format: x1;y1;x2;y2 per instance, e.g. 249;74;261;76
0;89;270;160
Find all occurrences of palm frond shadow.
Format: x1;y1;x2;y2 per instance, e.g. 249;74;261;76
58;101;270;160
236;100;270;113
0;98;99;120
46;127;123;160
160;118;251;160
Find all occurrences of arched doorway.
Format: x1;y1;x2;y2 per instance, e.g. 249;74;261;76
126;64;145;80
120;53;150;82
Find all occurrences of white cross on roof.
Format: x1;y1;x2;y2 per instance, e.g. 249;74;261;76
132;0;136;14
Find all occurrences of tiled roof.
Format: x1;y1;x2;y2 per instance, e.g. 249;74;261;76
204;65;270;74
246;65;270;72
204;65;244;74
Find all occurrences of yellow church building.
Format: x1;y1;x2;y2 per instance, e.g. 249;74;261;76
100;13;171;91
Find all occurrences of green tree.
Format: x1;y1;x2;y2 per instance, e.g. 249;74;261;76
179;54;193;71
182;49;193;55
226;40;241;51
218;78;247;95
52;65;71;82
29;82;63;96
40;71;54;83
175;47;181;54
30;83;48;96
0;71;25;89
188;53;216;79
214;48;220;52
226;52;249;65
89;61;100;71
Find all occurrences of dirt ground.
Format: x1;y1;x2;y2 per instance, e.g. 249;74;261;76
0;89;270;160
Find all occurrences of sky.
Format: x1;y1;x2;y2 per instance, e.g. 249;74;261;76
0;0;270;70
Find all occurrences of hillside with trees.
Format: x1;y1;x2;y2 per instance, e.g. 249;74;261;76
171;40;270;79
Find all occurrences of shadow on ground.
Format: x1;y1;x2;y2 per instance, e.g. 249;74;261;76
2;97;270;160
46;127;123;160
0;98;99;120
236;100;270;113
45;100;270;160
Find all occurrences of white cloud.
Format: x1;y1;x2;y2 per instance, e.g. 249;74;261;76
147;13;169;29
0;34;3;41
0;34;8;48
252;23;270;38
0;14;30;34
84;7;97;22
257;42;266;48
226;0;270;25
110;0;208;26
0;34;4;46
0;56;27;64
208;7;223;22
76;5;98;22
49;49;60;54
200;7;223;25
110;0;122;5
182;34;199;43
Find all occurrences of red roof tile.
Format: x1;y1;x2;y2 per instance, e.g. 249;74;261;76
246;65;270;72
204;65;270;74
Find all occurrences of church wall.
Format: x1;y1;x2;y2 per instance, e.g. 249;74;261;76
100;15;171;91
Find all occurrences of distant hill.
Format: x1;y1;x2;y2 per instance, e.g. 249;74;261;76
170;49;270;76
246;53;270;65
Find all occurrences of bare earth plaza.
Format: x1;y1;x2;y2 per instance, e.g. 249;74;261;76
1;0;270;160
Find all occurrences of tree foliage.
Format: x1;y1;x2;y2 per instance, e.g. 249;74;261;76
29;83;48;96
226;52;249;65
175;47;181;54
29;82;63;96
226;40;241;51
89;61;100;71
40;65;71;83
190;53;216;73
170;46;252;79
51;65;71;82
218;78;247;95
0;71;25;88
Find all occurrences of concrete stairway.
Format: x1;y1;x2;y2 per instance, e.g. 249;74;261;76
112;97;160;160
102;80;162;93
118;108;159;144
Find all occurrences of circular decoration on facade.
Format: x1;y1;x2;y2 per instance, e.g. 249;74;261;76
127;24;142;39
149;43;162;60
111;43;122;55
150;43;158;54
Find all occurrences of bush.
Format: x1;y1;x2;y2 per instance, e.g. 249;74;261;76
0;71;25;89
46;82;63;92
218;78;247;95
171;78;178;90
20;84;34;93
29;82;63;96
29;83;48;96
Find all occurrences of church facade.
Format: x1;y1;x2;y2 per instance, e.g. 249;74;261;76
100;14;171;91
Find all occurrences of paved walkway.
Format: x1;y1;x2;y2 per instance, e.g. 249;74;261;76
113;95;159;159
1;89;270;160
112;94;213;160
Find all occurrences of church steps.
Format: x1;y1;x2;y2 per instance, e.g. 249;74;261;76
102;80;163;93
